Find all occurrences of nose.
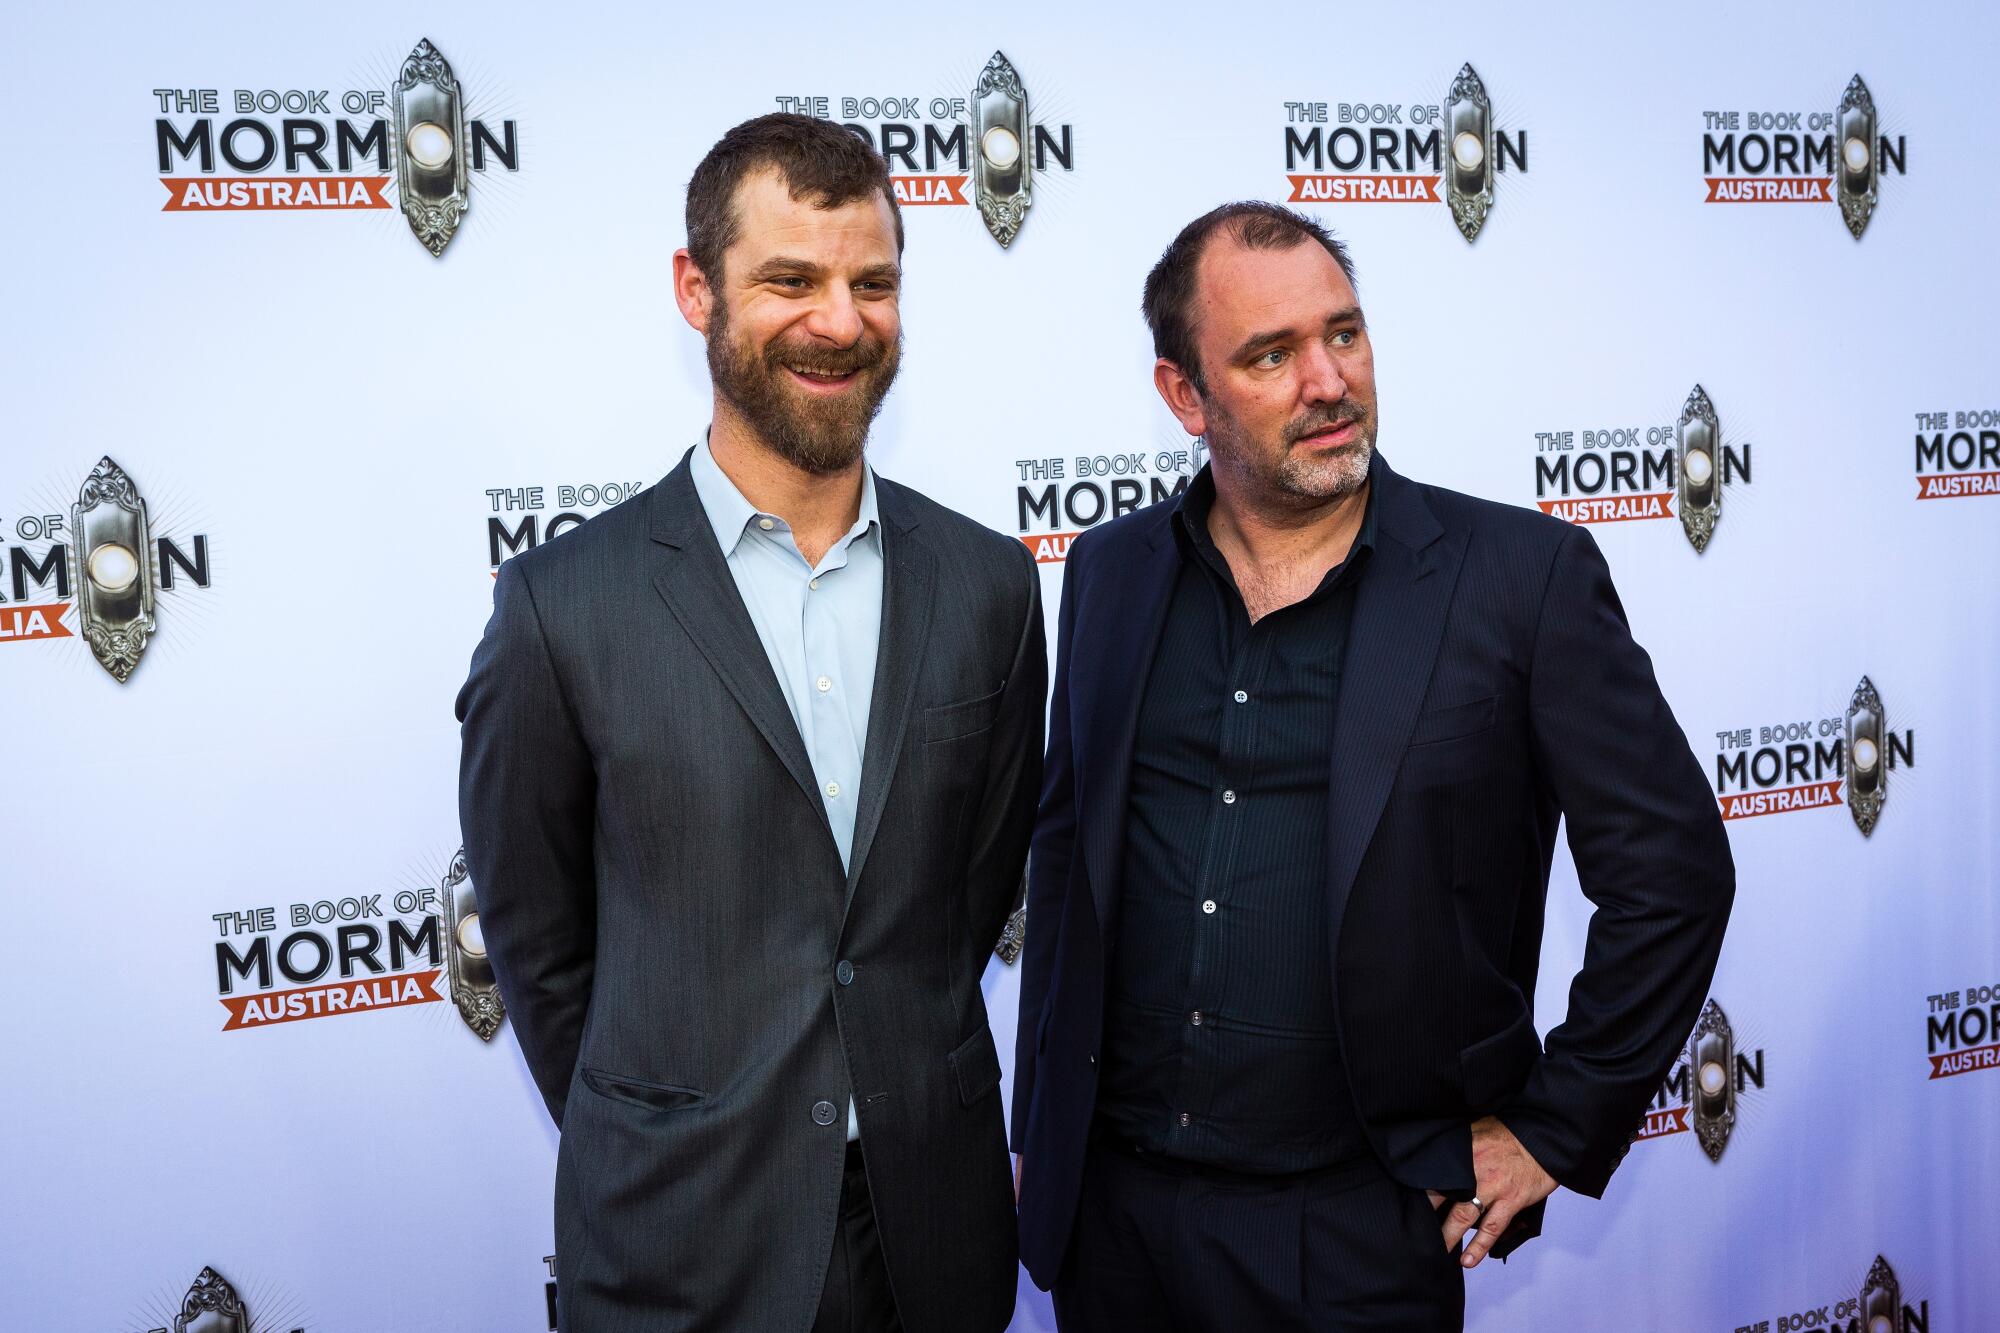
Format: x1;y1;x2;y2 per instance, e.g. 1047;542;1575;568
1296;338;1349;407
800;284;865;348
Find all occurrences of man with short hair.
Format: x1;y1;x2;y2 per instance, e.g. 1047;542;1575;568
1013;201;1734;1329
459;113;1039;1333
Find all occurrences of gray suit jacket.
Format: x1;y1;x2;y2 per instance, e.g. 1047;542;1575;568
457;451;1043;1333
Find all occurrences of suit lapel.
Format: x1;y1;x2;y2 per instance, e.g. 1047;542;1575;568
1324;457;1466;941
1076;509;1180;933
648;458;831;836
844;482;934;904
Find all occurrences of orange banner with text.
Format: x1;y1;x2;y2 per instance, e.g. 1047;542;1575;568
0;604;73;642
162;176;392;211
1720;780;1843;821
220;970;445;1030
1917;471;2000;499
890;175;968;206
1704;177;1834;203
1287;175;1441;203
1929;1043;1999;1079
1538;493;1672;524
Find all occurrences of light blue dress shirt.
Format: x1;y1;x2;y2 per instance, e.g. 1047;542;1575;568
688;436;883;1140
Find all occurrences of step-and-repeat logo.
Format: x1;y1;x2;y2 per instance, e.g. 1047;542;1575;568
1700;74;1905;238
1912;408;1999;500
210;847;503;1039
1009;438;1203;563
483;479;644;576
1531;384;1751;550
1924;979;2000;1082
1281;61;1528;241
0;457;214;681
775;49;1076;249
1634;998;1765;1162
1736;1255;1931;1333
1710;677;1913;835
130;1264;309;1333
152;36;521;255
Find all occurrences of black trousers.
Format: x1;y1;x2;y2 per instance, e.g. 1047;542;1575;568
1053;1135;1464;1332
812;1141;904;1333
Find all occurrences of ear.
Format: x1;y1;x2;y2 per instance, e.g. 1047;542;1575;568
1153;358;1208;438
672;248;713;336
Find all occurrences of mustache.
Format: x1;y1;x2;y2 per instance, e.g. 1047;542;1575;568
763;335;891;378
1282;401;1367;446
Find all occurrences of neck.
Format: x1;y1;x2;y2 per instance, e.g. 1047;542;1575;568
707;397;865;542
1206;461;1369;574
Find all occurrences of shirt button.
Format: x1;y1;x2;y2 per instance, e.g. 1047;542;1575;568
809;578;820;590
1190;1011;1203;1026
1233;690;1248;704
825;782;841;798
757;517;775;531
1178;1112;1191;1128
812;1100;838;1126
835;959;855;986
1221;789;1237;804
1201;900;1217;915
816;675;832;693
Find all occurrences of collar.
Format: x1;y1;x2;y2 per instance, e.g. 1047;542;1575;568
1171;461;1379;572
688;431;880;558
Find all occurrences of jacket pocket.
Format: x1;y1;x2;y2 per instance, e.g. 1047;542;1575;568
948;1026;1004;1105
922;685;1005;744
1408;694;1498;747
580;1066;707;1113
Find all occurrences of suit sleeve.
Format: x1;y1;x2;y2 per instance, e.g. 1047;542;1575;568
456;558;598;1129
1498;525;1735;1197
1011;543;1078;1154
962;541;1047;984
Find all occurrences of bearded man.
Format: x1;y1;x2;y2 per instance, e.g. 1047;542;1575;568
1011;202;1734;1330
458;113;1041;1333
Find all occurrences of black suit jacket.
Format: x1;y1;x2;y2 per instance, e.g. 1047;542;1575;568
458;453;1043;1332
1012;451;1733;1287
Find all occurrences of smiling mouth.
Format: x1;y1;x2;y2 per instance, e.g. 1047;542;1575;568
784;363;862;385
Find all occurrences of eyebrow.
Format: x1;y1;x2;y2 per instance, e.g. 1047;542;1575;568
1229;305;1366;363
744;256;901;284
745;256;824;282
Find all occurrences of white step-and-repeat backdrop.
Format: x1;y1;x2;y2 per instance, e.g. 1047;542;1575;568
3;2;1995;1329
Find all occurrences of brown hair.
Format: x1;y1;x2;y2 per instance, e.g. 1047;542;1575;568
685;113;904;280
1142;201;1356;393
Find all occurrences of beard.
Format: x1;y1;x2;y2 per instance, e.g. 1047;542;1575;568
1206;395;1376;502
706;296;901;476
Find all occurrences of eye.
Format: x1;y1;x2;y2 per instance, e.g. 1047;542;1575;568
1255;347;1288;368
1330;329;1358;347
771;275;810;291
